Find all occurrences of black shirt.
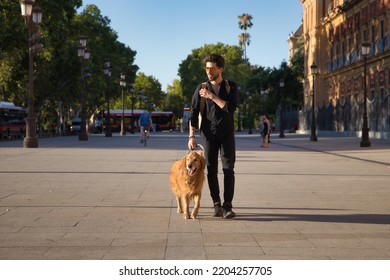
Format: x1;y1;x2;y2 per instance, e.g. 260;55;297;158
189;79;239;141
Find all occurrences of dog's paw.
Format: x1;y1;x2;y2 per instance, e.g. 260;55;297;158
177;207;183;214
191;210;198;219
183;213;190;219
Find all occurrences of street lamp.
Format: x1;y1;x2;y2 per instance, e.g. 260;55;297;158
237;86;242;132
310;62;318;141
120;74;126;136
360;43;371;147
103;59;112;137
279;80;285;138
20;0;43;148
77;35;90;141
247;93;253;134
129;83;135;134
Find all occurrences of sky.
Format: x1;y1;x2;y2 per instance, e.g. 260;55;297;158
80;0;303;89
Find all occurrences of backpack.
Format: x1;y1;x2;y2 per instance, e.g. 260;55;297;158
198;80;230;129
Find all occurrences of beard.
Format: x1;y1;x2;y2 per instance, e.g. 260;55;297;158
208;73;220;82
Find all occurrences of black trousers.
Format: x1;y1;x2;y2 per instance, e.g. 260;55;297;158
202;132;236;208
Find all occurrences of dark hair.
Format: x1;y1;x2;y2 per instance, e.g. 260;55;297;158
203;54;225;68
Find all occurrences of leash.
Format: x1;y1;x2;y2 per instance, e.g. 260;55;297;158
188;144;204;153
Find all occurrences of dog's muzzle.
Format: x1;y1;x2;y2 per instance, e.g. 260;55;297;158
187;164;197;176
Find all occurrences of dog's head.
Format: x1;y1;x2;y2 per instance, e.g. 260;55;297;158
185;151;206;177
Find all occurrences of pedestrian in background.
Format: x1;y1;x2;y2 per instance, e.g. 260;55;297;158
260;115;270;147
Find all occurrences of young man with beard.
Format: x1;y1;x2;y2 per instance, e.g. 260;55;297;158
188;54;239;219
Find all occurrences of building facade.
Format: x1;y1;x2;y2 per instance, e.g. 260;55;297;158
301;0;390;138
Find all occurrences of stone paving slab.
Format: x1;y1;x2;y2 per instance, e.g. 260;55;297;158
0;132;389;260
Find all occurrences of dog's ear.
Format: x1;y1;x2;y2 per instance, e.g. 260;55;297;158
180;157;187;176
181;156;187;167
200;155;206;169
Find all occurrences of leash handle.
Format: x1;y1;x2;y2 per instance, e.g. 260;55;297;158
188;144;204;153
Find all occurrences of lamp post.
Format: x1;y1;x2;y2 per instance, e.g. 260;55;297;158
310;62;318;141
77;36;90;141
120;74;126;136
103;59;112;137
129;83;135;134
237;86;242;132
279;80;285;138
248;93;253;134
360;42;371;147
20;0;43;148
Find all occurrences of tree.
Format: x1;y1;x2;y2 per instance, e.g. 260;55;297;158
238;13;253;60
244;65;272;116
162;79;184;117
75;5;138;115
131;72;162;111
0;0;28;103
0;2;138;131
0;0;84;131
34;0;84;129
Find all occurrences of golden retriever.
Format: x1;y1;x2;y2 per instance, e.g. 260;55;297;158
169;148;206;219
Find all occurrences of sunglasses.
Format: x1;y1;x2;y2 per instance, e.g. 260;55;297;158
204;66;220;72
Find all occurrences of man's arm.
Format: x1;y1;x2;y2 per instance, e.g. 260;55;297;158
188;121;197;150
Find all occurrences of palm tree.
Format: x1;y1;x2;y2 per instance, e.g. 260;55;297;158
238;13;254;60
238;33;251;56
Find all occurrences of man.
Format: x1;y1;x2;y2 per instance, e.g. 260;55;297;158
188;54;239;219
138;110;152;143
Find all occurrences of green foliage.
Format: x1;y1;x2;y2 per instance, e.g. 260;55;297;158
0;0;31;104
76;4;138;115
162;79;184;117
133;72;162;111
0;1;138;130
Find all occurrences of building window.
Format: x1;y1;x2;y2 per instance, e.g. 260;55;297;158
380;20;384;39
370;25;375;54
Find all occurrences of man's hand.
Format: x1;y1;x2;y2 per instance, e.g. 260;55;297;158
188;137;197;150
199;88;214;100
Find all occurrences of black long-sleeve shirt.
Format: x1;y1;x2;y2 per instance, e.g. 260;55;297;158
189;79;238;141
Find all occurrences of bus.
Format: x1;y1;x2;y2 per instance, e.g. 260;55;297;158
103;109;176;132
0;101;27;139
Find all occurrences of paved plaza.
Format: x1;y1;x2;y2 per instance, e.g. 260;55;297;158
0;132;389;260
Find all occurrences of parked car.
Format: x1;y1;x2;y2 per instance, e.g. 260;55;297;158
70;118;81;134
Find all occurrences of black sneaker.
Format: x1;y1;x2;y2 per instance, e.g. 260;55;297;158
222;203;236;219
222;209;236;219
212;203;223;217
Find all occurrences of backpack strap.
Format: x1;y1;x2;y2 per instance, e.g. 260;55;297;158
198;83;207;129
199;83;207;112
225;80;230;94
